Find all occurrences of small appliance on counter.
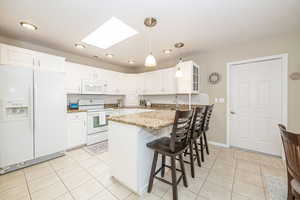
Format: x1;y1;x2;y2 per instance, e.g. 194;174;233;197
68;103;79;110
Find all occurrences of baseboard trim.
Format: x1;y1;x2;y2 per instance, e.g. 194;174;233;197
208;141;229;148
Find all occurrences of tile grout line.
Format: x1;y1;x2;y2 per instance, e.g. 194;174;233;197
230;149;238;200
48;159;77;200
23;169;33;200
71;149;125;200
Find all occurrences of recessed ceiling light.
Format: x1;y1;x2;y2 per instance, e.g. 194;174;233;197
75;43;85;49
93;56;99;59
163;49;172;54
20;21;37;30
105;53;114;58
82;17;138;49
128;60;135;64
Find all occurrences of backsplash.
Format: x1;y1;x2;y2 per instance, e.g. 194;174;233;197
140;93;210;105
67;94;125;105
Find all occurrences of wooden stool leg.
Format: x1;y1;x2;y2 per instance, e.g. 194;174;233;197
194;140;201;167
148;151;158;193
171;156;178;200
161;155;166;177
288;170;294;200
189;141;195;178
179;154;188;187
203;131;209;155
200;135;204;162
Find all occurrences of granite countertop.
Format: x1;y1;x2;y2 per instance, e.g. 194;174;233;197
67;109;87;113
108;110;176;130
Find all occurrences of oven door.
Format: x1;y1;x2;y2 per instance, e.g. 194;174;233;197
87;112;108;134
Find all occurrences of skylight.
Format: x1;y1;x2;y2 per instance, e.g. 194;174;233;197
82;17;138;49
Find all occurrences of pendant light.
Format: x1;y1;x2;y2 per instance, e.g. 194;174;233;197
144;17;157;67
175;42;184;77
175;58;183;77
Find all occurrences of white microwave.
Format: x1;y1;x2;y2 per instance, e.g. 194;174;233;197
81;80;104;94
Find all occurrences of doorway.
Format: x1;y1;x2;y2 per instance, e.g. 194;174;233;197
227;54;288;156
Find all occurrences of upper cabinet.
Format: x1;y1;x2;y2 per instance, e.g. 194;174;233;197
176;61;200;94
0;43;65;72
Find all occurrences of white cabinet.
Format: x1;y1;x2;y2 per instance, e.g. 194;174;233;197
161;67;177;94
0;43;65;73
176;60;200;94
36;53;65;72
64;62;83;94
0;44;35;67
67;112;87;149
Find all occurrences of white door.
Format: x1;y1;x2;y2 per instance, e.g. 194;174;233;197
67;113;87;149
230;58;283;156
34;70;67;157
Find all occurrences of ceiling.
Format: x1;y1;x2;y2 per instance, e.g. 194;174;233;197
0;0;299;68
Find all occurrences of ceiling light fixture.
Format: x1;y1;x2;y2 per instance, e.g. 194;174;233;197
175;42;185;78
105;53;114;58
82;17;138;49
20;21;37;30
144;17;157;67
75;43;85;49
128;60;135;64
163;49;172;54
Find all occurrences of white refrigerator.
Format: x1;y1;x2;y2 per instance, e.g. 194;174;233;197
0;66;67;174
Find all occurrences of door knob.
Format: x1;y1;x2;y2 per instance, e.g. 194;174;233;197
230;111;236;115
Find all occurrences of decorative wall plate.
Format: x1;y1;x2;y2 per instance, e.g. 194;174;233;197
208;72;221;85
290;72;300;80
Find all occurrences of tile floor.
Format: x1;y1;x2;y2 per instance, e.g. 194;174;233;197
0;144;286;200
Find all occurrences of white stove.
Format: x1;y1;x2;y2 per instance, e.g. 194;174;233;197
79;99;108;145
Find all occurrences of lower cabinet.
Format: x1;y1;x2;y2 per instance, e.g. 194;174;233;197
67;112;87;149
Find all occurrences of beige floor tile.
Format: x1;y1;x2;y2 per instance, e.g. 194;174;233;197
25;165;56;182
231;193;251;200
71;179;104;200
97;152;111;165
31;181;67;200
236;159;261;174
235;169;263;187
211;163;235;177
77;157;104;169
162;187;197;200
196;195;209;200
23;162;50;173
60;168;93;190
190;166;210;179
107;182;132;199
206;170;234;190
0;184;30;200
0;172;27;193
55;192;74;200
49;156;77;171
261;166;286;178
67;149;92;162
150;180;170;197
125;192;161;200
179;177;205;194
87;162;109;177
28;173;61;193
199;181;232;200
96;169;117;187
56;163;83;179
233;181;265;199
90;190;118;200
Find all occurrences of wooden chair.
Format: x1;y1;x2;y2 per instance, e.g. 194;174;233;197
199;104;214;162
183;107;205;177
147;110;194;200
278;124;300;200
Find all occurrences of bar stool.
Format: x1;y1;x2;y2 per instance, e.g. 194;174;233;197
183;107;205;178
147;110;194;200
199;104;214;162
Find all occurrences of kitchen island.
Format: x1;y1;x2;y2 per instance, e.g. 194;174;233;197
108;110;176;195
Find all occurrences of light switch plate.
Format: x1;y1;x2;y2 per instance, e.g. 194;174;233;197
219;98;225;103
214;98;219;103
